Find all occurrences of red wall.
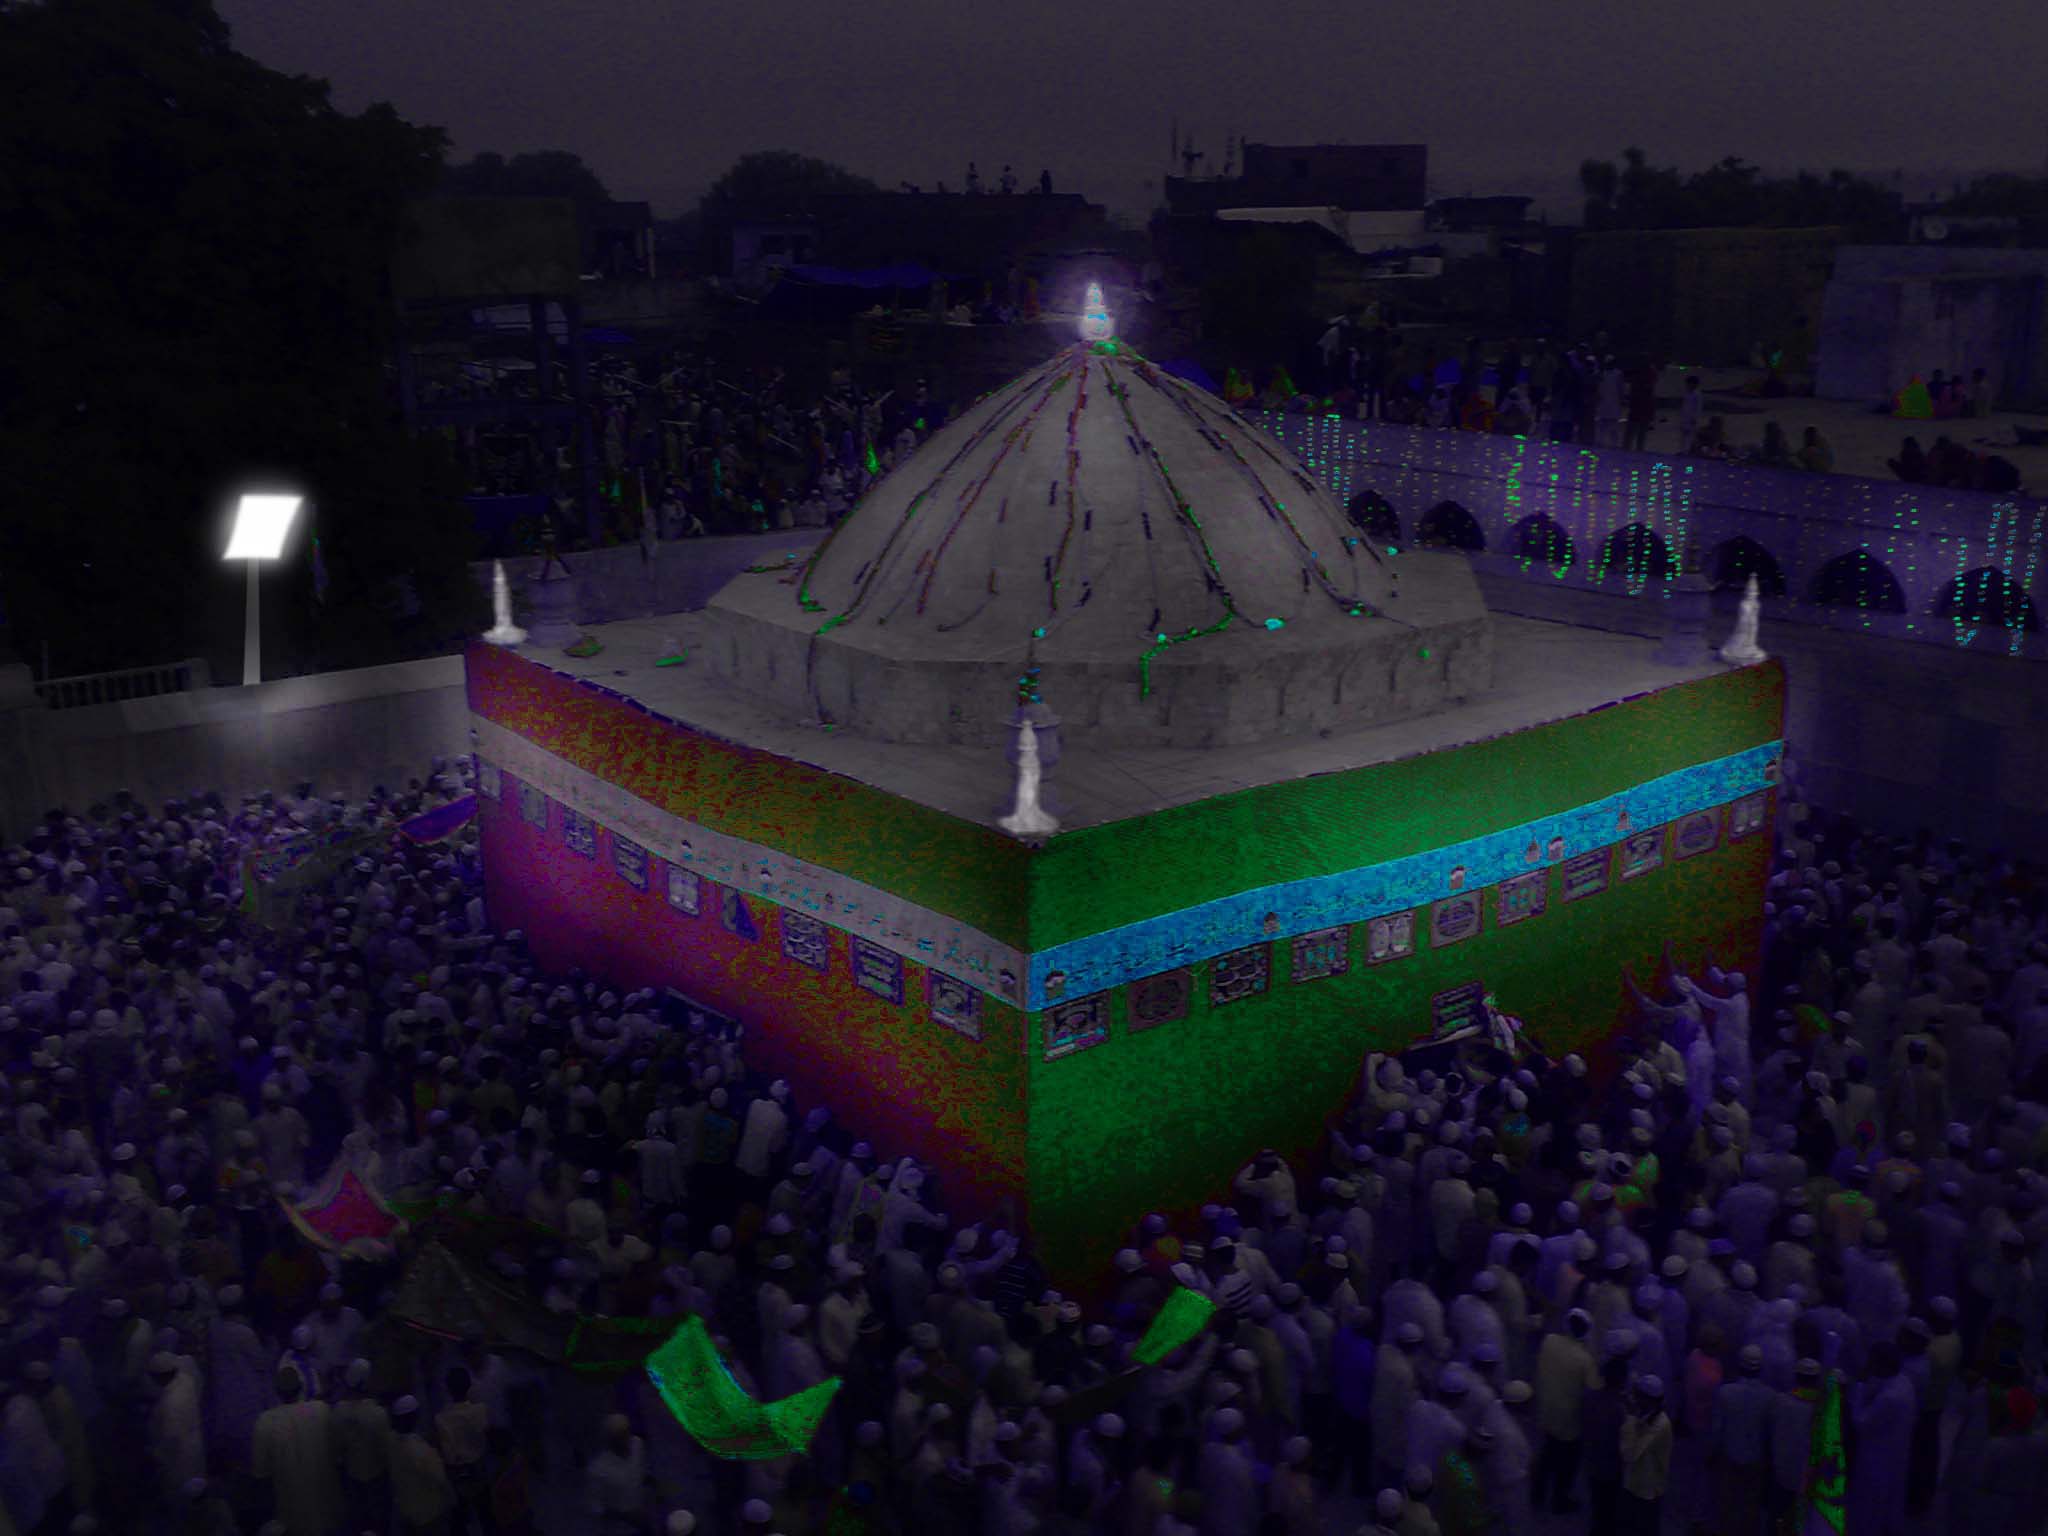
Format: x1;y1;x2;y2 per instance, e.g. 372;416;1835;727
480;792;1028;1223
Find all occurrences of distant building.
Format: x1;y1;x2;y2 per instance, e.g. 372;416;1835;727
1166;143;1430;255
708;191;1109;293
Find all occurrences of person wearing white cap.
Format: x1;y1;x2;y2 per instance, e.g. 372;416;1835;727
389;1395;456;1534
1265;1434;1319;1534
1531;1308;1597;1516
1447;1275;1508;1375
145;1348;206;1501
1368;1319;1424;1491
1708;1342;1773;1535
251;1362;342;1536
874;1159;949;1255
665;1511;698;1536
733;1079;791;1203
332;1361;391;1536
585;1412;649;1533
205;1281;273;1474
1197;1405;1256;1536
1406;1365;1472;1476
1617;1373;1672;1527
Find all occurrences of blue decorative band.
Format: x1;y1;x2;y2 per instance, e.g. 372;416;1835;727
1024;739;1781;1010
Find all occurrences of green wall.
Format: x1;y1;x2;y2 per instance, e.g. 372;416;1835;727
1025;662;1784;948
1026;823;1771;1278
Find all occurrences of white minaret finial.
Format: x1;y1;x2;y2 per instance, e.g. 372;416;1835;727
1720;572;1767;666
999;718;1059;838
483;560;528;646
1078;281;1113;343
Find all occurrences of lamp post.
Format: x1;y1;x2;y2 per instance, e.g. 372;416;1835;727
223;493;303;686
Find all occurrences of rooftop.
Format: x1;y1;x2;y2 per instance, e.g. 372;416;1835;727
500;607;1728;833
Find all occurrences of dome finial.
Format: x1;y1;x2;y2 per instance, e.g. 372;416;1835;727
1078;280;1113;342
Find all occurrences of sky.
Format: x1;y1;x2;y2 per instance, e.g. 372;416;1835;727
217;0;2045;224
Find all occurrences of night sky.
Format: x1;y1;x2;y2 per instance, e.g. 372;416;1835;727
218;0;2042;221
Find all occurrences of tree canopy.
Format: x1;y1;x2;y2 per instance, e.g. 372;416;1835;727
442;149;614;216
702;150;880;209
0;0;486;679
1577;149;1901;237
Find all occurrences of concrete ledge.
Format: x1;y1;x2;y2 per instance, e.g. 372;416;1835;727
0;655;473;837
701;552;1495;749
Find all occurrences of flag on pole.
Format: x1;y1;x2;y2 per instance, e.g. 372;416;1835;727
645;1315;841;1459
1131;1286;1216;1366
1799;1371;1846;1535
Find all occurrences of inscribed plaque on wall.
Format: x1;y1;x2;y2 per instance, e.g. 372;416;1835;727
518;781;548;829
1431;892;1482;948
563;809;596;858
1619;826;1665;881
1367;911;1416;965
612;834;648;890
1210;945;1271;1007
1561;848;1611;903
665;864;700;916
780;909;829;972
1129;969;1192;1031
1727;791;1768;841
929;970;983;1040
477;760;502;800
1673;809;1719;861
850;936;904;1005
1431;980;1488;1039
1044;994;1109;1060
718;885;758;941
1290;925;1350;984
1496;869;1548;928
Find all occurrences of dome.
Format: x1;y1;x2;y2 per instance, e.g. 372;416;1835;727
701;338;1492;749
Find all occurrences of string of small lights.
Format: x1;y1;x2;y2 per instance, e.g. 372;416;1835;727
1251;410;2045;651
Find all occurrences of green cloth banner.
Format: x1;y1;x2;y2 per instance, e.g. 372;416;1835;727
1800;1372;1846;1535
1130;1286;1216;1366
645;1315;842;1460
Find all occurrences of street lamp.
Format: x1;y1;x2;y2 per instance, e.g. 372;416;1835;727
224;492;303;686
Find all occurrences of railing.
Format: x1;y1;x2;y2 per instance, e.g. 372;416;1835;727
35;658;211;711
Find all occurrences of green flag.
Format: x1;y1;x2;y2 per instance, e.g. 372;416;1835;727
1131;1286;1216;1366
1800;1372;1846;1535
645;1316;841;1460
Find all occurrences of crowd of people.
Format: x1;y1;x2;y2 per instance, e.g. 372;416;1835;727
4;758;2048;1536
1885;434;2024;495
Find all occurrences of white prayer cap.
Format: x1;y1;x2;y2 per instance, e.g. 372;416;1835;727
1284;1436;1313;1465
393;1394;420;1415
1636;1374;1664;1398
345;1359;371;1387
149;1351;179;1375
1377;1490;1406;1519
1096;1411;1126;1438
1211;1407;1246;1436
1395;1321;1425;1345
667;1514;698;1536
320;1282;344;1302
993;1421;1021;1444
1114;1248;1144;1273
741;1499;774;1525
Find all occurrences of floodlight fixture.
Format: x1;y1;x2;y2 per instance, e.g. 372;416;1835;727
224;493;303;561
225;491;304;685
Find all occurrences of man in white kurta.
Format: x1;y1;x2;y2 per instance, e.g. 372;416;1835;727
147;1353;207;1501
251;1366;342;1536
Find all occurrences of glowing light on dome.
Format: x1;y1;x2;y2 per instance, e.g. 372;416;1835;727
1078;281;1113;342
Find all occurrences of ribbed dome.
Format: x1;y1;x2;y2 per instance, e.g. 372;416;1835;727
796;342;1398;659
702;340;1492;749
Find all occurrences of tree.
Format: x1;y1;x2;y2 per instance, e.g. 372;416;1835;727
702;150;880;209
1575;147;1898;236
0;0;485;679
442;148;613;218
